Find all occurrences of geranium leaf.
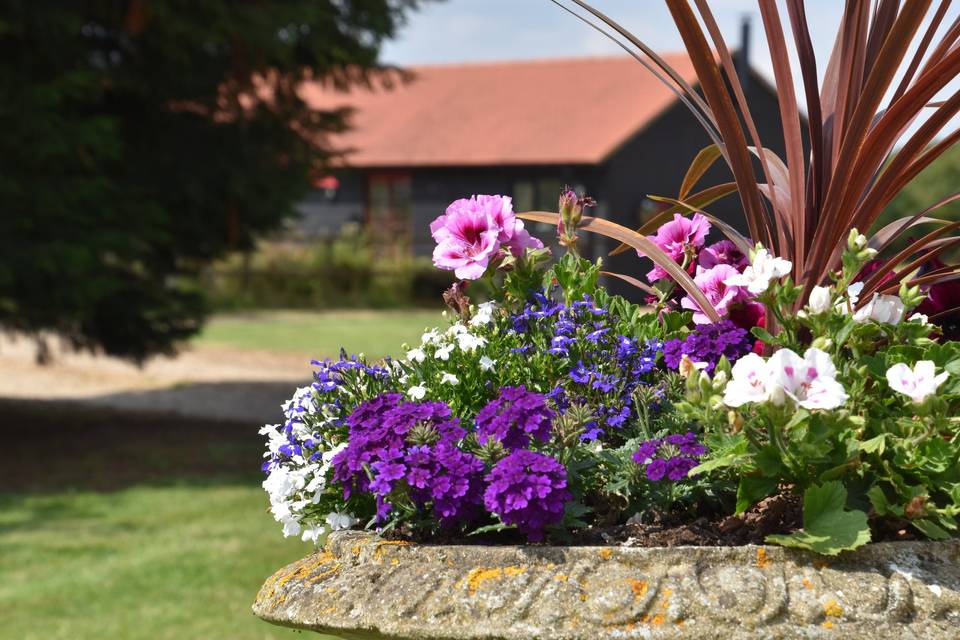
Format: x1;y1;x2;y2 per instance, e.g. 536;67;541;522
911;518;952;540
766;481;871;555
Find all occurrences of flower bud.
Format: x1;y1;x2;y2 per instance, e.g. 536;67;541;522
712;370;728;389
847;228;868;251
808;285;833;314
811;336;832;351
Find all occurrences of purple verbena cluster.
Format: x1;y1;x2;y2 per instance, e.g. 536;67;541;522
632;432;708;481
483;449;571;541
662;320;753;374
510;293;662;442
476;385;555;451
331;393;484;525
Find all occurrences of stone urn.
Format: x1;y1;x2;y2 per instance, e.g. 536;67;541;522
253;530;960;639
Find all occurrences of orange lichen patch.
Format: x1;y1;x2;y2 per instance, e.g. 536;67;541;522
756;548;772;569
461;565;528;596
323;606;337;615
823;599;843;618
652;613;665;626
325;587;336;594
640;614;651;624
627;579;649;600
306;563;342;584
374;540;412;561
802;578;814;590
579;594;588;602
662;587;673;598
554;573;569;582
599;548;613;560
272;553;334;595
823;621;834;629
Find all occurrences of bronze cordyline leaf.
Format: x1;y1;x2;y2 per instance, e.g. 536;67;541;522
546;0;960;309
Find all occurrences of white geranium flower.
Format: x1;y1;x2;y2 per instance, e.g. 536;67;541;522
406;347;426;363
909;312;929;325
886;361;948;403
326;511;359;531
440;372;459;385
768;348;848;409
853;294;904;325
457;332;487;352
723;353;771;407
435;344;454;361
808;286;833;315
724;248;793;294
469;301;497;326
408;385;427;400
479;356;496;371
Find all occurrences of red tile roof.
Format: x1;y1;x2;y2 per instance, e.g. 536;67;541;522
299;55;700;167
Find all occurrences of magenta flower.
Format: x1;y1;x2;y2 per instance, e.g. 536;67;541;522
431;198;504;280
506;220;543;257
699;240;748;271
640;213;711;282
431;195;543;278
681;263;748;324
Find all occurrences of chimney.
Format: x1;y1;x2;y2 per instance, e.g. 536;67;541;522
736;15;751;91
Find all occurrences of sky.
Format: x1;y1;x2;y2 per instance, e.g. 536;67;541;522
381;0;959;137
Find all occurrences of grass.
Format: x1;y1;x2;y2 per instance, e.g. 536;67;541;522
0;401;334;640
194;308;445;357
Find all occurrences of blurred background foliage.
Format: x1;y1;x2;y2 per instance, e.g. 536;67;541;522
0;0;422;362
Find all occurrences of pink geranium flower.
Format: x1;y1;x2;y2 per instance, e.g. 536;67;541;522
430;198;504;280
641;213;711;282
681;263;747;324
430;195;543;279
699;240;749;271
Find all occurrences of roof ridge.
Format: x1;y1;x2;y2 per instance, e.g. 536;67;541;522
402;52;690;71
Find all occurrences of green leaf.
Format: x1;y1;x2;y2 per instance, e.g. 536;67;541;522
735;476;778;515
468;522;516;536
911;518;952;540
859;434;887;455
766;481;871;555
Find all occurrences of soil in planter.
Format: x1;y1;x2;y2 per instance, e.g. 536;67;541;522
384;493;920;547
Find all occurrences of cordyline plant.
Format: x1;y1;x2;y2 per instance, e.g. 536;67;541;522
520;0;960;320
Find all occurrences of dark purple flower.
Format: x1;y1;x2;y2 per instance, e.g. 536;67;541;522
476;386;555;451
483;449;571;541
632;433;707;483
662;321;752;373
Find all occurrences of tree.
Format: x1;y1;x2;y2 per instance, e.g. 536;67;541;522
0;0;421;361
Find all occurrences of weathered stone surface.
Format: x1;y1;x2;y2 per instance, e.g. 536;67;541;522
253;531;960;639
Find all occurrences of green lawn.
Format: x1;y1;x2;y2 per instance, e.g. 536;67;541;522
195;308;445;357
0;401;334;640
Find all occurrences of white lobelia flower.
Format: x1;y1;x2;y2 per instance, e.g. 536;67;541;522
768;347;848;410
456;332;487;352
808;286;833;315
723;353;771;407
479;355;496;371
886;361;948;403
421;329;442;345
435;344;455;360
281;518;302;538
469;301;497;326
406;347;426;363
445;323;469;337
853;294;905;325
724;248;793;295
301;525;327;543
408;385;427;400
440;372;459;385
908;312;929;325
326;511;359;531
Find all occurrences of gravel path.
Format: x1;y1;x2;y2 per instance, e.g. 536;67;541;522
0;334;315;424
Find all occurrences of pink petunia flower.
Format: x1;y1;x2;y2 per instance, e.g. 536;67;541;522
681;263;748;324
430;198;504;280
640;213;711;282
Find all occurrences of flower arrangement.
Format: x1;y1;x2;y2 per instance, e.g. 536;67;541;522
261;188;960;555
261;2;960;555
